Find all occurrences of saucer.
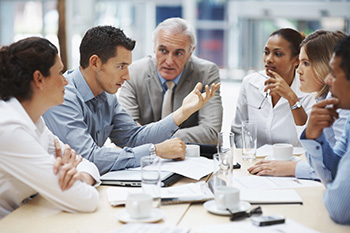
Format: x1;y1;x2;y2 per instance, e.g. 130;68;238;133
203;200;251;216
116;208;164;223
265;156;301;162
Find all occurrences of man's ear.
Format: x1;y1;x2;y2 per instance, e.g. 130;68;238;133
89;55;101;70
32;70;44;90
188;46;195;61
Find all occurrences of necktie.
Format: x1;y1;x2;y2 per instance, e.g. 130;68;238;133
161;81;175;119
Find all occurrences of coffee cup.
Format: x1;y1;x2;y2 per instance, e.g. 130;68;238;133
186;144;200;157
214;186;240;210
272;143;293;161
125;193;153;219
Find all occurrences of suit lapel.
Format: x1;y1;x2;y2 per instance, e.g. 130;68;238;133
174;59;194;109
146;60;163;121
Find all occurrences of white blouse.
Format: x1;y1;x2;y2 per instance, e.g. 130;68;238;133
0;98;100;219
232;71;316;148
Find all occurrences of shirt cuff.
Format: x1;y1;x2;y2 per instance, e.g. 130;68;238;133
77;159;101;187
164;113;180;135
295;160;319;180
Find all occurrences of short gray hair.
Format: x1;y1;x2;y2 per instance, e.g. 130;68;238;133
153;17;197;51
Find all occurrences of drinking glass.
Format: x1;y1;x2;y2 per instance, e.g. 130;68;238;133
141;156;161;208
242;121;257;161
212;153;228;190
217;132;235;172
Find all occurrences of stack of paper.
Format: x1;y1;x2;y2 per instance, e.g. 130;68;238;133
106;181;214;206
240;189;303;205
140;157;214;180
233;176;322;190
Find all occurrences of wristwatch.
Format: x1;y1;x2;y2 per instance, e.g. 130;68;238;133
149;144;156;157
290;101;302;110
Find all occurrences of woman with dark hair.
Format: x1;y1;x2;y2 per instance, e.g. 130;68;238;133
248;30;349;179
0;37;100;219
232;28;316;148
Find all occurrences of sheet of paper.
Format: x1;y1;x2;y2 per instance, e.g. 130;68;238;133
233;176;322;190
107;223;190;233
257;144;305;157
194;218;320;233
106;181;214;206
137;157;213;180
240;189;303;204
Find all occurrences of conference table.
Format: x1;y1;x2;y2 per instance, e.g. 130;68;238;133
1;150;349;233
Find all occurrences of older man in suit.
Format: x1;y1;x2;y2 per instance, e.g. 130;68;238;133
119;17;223;145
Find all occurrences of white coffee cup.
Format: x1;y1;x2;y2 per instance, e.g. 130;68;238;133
125;193;153;219
272;143;293;161
186;144;200;157
214;186;240;210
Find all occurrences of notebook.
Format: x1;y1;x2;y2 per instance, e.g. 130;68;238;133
101;170;183;187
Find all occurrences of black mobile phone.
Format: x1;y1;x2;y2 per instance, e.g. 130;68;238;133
251;215;285;226
233;162;241;169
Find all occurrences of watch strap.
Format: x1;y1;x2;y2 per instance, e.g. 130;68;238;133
290;101;301;110
149;144;156;157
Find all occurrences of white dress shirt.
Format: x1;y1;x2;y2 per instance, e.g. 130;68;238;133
0;98;100;219
232;71;316;148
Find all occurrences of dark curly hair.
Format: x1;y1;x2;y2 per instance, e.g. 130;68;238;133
79;26;136;69
0;37;58;101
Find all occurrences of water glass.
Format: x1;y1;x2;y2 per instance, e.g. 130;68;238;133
217;132;235;170
242;121;257;161
141;156;161;208
212;153;229;189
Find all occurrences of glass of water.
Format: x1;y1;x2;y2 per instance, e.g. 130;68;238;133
141;156;161;208
217;132;235;172
242;121;257;161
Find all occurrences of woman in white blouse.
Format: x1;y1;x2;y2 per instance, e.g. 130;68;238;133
232;28;316;148
248;30;349;178
0;37;100;219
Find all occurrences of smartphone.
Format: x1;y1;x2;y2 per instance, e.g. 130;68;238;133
251;215;285;226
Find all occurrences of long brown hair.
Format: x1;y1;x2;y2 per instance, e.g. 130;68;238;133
300;30;347;98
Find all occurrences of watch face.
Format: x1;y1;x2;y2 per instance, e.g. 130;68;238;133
291;101;301;109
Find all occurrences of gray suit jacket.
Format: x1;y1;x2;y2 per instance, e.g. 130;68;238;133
119;55;223;145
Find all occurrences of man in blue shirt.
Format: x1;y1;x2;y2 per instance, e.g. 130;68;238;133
43;26;220;175
300;36;350;225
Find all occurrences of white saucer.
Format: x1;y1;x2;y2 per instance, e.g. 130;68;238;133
264;155;301;162
116;208;164;223
203;200;251;216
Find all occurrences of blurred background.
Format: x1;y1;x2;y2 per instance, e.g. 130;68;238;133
1;0;349;130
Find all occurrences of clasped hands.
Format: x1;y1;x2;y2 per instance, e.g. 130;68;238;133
53;139;94;190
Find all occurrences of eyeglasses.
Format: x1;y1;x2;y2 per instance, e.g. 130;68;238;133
227;206;263;221
247;72;270;110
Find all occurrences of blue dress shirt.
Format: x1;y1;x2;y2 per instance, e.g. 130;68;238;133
295;94;350;180
300;116;350;225
43;68;179;175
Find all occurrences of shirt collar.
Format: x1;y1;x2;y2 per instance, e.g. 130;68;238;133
249;70;308;98
7;97;44;135
71;68;96;102
157;68;184;91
